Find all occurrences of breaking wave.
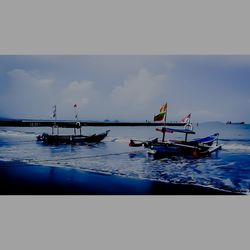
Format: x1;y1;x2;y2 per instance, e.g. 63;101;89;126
0;129;36;137
0;157;13;162
220;138;250;142
222;143;250;152
105;136;129;143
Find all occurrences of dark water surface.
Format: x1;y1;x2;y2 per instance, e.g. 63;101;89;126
0;122;249;193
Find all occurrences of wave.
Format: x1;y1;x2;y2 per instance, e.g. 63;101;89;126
0;129;36;138
0;156;248;193
105;137;129;143
222;143;250;152
220;138;250;142
0;157;13;162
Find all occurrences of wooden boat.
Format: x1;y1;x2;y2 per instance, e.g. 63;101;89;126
37;130;110;144
129;126;221;158
37;105;110;144
130;103;221;158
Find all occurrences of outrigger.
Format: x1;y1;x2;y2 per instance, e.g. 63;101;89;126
129;125;221;158
37;105;110;145
129;103;221;158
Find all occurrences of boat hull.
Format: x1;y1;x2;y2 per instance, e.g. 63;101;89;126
37;130;110;144
147;141;221;158
129;133;221;158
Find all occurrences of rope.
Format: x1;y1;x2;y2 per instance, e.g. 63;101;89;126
23;150;145;163
8;140;34;143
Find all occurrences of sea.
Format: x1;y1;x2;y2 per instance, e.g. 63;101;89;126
0;122;250;194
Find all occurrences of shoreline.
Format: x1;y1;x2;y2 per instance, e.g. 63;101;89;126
0;160;241;195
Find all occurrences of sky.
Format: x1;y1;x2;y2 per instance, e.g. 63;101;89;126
0;55;249;123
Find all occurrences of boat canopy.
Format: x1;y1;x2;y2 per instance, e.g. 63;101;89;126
190;133;219;144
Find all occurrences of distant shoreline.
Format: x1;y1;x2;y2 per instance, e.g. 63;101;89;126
0;120;185;127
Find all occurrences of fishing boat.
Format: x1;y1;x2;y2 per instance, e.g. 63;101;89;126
129;103;222;158
129;127;221;158
37;130;110;144
37;104;110;144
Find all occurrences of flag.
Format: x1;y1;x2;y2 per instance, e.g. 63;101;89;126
74;104;78;120
160;103;167;113
181;113;191;123
154;113;165;121
154;102;167;122
51;105;56;118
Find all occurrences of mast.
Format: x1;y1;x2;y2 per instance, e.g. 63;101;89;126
55;105;59;135
73;104;81;135
164;101;167;126
162;101;167;142
52;105;57;135
74;104;77;135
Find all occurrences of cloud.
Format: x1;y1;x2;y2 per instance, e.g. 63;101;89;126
0;69;57;118
1;56;249;122
7;69;54;89
62;80;97;106
1;68;102;119
59;80;100;119
164;60;175;72
109;69;167;119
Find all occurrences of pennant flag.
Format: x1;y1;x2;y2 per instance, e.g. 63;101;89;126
154;102;167;122
51;105;56;118
181;113;191;123
73;104;78;120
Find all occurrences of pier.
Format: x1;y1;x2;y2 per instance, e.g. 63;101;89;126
0;119;185;127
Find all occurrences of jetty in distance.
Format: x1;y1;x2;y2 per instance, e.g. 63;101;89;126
0;119;185;127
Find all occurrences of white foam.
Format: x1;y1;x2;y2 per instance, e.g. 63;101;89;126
222;143;250;152
222;178;235;188
0;130;35;138
0;157;13;162
105;137;129;143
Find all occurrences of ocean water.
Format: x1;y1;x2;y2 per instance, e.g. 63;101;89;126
0;122;250;193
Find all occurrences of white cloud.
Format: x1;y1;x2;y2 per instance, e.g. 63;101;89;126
109;69;167;119
60;80;99;118
2;68;103;119
164;60;175;72
7;69;54;89
0;69;57;118
62;80;96;106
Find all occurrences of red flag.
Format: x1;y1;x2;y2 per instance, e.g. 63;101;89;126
181;113;191;123
154;113;165;121
154;102;167;122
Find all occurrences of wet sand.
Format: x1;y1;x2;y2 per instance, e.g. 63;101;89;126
0;161;240;195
